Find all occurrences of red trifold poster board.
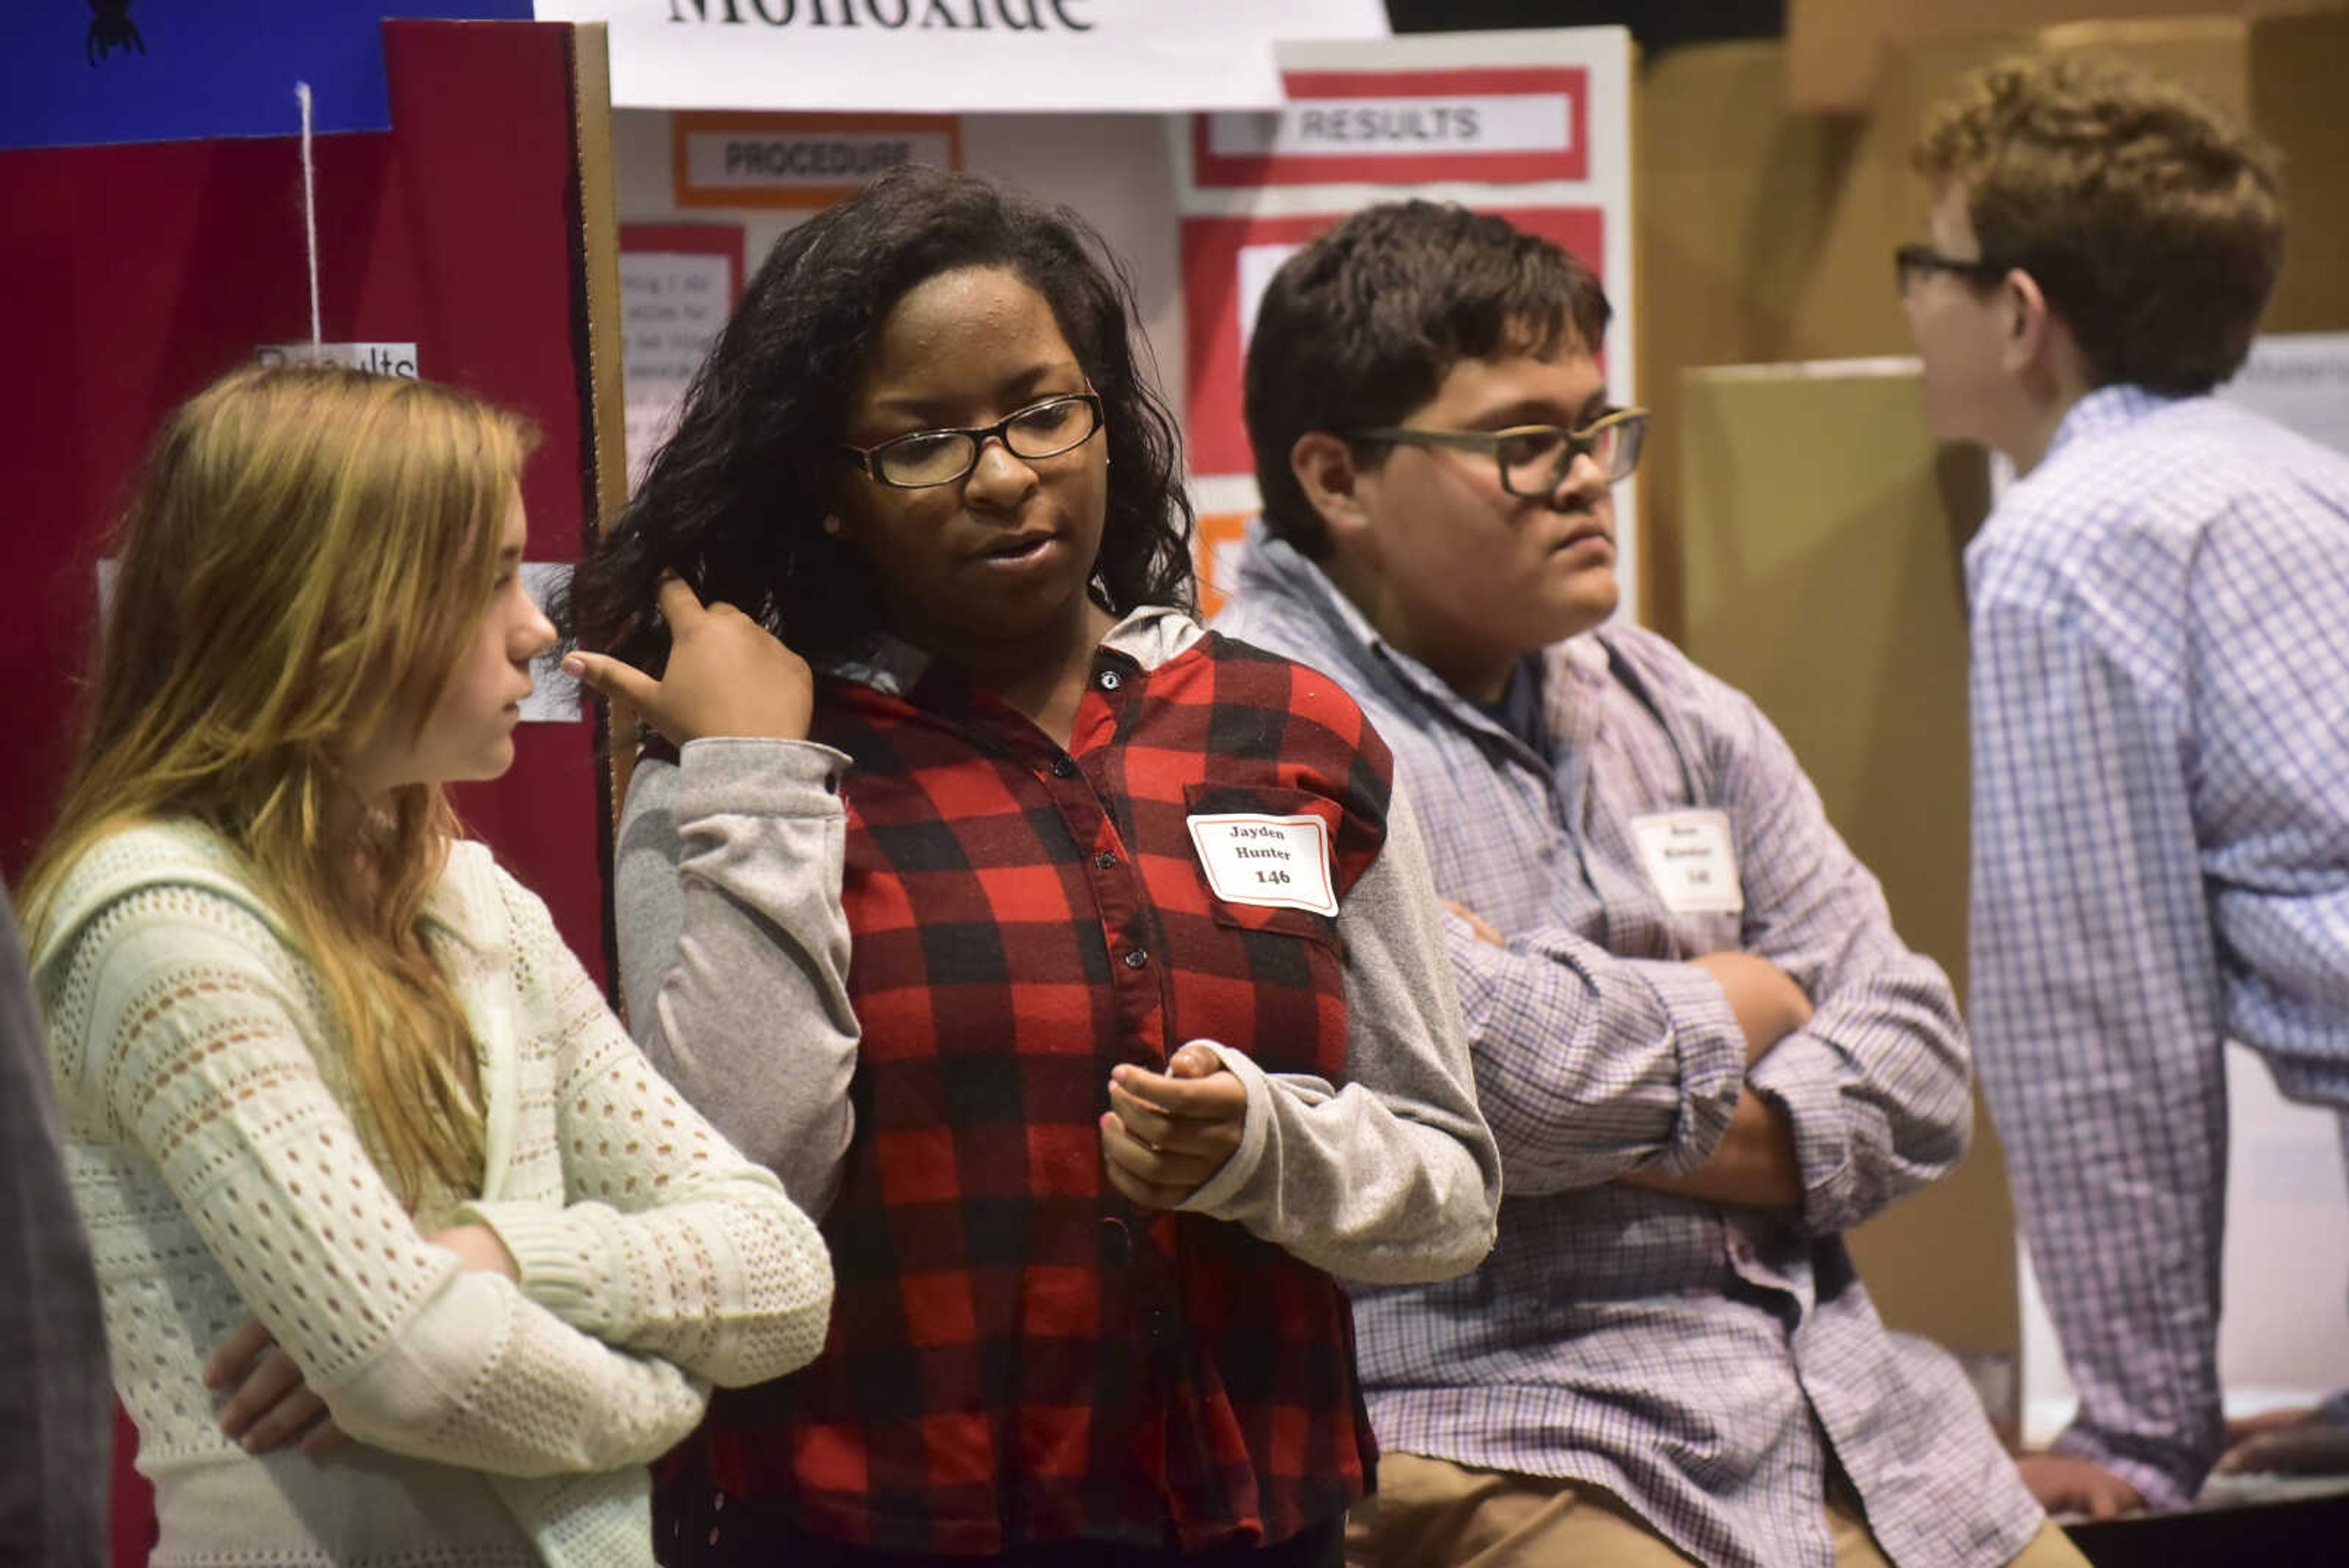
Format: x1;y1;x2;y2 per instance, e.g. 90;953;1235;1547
0;18;612;964
0;21;615;1562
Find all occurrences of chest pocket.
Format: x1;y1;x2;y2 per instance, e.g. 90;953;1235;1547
1181;782;1343;948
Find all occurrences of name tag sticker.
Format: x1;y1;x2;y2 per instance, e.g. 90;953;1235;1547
1187;813;1338;917
1630;809;1744;916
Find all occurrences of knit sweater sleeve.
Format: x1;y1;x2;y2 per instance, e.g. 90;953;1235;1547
51;885;715;1480
458;871;833;1391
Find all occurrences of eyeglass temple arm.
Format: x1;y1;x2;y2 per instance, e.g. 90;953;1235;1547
1354;407;1650;444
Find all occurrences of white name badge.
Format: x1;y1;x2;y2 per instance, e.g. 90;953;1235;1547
1187;813;1339;917
1630;809;1744;916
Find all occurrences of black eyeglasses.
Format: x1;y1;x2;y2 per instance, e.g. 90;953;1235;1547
839;392;1104;489
1893;243;2012;294
1348;407;1649;496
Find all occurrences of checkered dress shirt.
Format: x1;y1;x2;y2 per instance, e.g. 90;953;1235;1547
1;887;109;1566
1217;528;2047;1568
695;622;1408;1555
1967;386;2349;1509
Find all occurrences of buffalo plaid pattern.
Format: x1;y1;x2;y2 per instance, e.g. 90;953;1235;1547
686;630;1393;1556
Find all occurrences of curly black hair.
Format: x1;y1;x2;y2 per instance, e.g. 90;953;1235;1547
570;165;1193;675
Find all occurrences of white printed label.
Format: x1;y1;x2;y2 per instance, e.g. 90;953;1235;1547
253;342;420;377
684;130;954;191
1207;93;1574;158
1630;809;1743;916
1187;812;1338;917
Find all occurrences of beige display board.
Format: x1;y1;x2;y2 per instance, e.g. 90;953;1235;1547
1677;358;2019;1430
1785;0;2345;111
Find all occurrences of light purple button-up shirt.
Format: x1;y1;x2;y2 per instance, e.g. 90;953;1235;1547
1217;527;2044;1567
1967;385;2349;1509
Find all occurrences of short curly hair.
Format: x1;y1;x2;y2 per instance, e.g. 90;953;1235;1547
1913;54;2284;396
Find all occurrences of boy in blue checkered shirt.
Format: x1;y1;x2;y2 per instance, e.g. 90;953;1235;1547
1903;54;2349;1517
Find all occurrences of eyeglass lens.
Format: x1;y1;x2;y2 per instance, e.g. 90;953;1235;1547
877;397;1098;487
1498;418;1644;496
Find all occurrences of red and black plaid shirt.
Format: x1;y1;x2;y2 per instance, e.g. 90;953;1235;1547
694;620;1394;1555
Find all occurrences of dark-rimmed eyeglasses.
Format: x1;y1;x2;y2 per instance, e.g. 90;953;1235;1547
1893;243;2012;294
1348;407;1649;496
839;392;1104;489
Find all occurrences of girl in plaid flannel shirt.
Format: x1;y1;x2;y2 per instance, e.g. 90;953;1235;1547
569;167;1501;1567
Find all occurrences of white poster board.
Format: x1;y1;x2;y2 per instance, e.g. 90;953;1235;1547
535;0;1388;113
2221;330;2349;453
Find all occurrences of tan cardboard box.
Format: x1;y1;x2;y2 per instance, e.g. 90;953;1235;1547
1678;359;2017;1429
1639;11;2349;632
1786;0;2343;113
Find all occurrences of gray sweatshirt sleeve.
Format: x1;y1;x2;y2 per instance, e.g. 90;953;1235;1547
1178;780;1502;1285
614;738;861;1217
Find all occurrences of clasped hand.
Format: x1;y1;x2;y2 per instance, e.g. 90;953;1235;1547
204;1223;516;1457
1099;1042;1247;1210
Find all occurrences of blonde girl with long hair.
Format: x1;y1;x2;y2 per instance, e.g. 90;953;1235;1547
21;364;847;1566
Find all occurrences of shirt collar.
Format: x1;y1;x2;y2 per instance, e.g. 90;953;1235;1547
1233;518;1614;752
1231;519;1395;661
2043;384;2186;465
818;604;1204;697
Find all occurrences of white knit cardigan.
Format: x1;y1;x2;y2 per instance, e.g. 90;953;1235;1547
34;822;834;1566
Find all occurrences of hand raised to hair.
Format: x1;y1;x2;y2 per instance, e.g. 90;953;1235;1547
563;574;814;746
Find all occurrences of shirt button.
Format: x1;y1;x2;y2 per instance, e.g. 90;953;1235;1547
1097;669;1123;691
1123;948;1150;970
1050;756;1078;779
1094;850;1119;870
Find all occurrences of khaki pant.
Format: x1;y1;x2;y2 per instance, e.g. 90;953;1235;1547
1345;1452;2091;1568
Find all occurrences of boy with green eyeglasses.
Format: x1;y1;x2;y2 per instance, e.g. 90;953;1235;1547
1214;200;2079;1568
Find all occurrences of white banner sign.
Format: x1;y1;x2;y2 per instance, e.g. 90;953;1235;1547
533;0;1389;112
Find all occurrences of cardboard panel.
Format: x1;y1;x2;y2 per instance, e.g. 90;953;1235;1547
1786;0;2342;113
1679;360;2017;1424
2251;10;2349;334
1634;38;1858;631
1638;15;2349;634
